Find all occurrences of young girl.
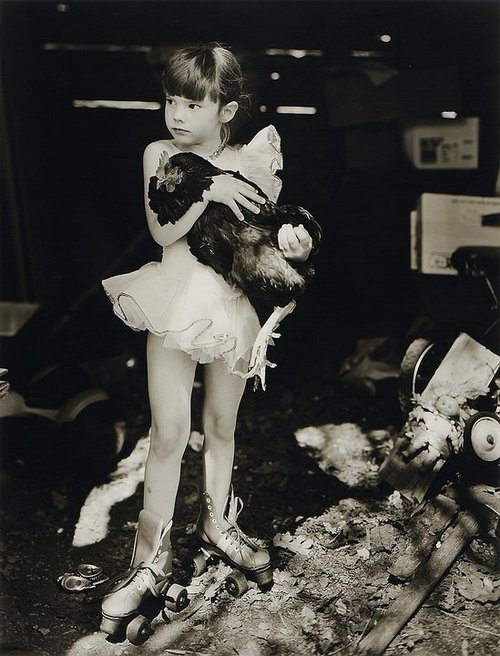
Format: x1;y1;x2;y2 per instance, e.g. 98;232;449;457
100;43;314;637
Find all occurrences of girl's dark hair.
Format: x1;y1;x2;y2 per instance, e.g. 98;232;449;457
161;43;249;145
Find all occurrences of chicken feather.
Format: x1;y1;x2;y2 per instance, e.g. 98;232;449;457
148;151;321;306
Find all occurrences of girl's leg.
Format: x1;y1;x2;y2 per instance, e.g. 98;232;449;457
197;358;271;585
145;333;198;524
200;358;246;535
101;335;196;635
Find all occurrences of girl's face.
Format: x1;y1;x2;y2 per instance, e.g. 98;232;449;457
164;94;229;151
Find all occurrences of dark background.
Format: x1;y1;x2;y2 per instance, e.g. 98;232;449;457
1;0;499;390
0;5;498;649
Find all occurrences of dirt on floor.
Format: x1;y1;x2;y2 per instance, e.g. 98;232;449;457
0;351;498;656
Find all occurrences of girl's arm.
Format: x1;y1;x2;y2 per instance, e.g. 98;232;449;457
143;142;265;248
143;141;210;247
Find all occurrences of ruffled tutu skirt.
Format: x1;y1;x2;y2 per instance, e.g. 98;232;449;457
102;239;261;375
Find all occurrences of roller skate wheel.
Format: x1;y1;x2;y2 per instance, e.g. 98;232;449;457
467;413;500;462
126;614;152;645
225;570;249;598
255;568;274;590
58;574;93;592
192;552;208;577
76;563;103;579
164;583;189;612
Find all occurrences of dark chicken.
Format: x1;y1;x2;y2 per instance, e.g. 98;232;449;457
148;151;322;307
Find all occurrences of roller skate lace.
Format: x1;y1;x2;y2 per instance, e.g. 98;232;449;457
129;567;161;598
225;496;259;556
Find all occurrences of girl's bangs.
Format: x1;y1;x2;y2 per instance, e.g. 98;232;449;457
164;59;219;103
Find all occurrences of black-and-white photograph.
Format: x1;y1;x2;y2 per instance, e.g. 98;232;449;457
1;1;499;654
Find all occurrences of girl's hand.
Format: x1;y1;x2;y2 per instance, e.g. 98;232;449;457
278;224;313;262
205;174;265;221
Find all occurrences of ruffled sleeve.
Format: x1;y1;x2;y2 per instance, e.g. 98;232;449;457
238;125;283;202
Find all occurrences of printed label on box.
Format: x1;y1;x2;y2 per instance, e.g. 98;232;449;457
403;118;479;169
415;193;500;275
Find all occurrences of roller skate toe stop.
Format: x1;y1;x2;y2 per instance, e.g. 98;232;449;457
100;616;122;637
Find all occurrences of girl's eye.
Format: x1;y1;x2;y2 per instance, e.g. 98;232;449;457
188;103;200;109
165;97;173;105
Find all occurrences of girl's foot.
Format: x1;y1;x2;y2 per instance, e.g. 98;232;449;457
100;509;186;640
196;489;271;580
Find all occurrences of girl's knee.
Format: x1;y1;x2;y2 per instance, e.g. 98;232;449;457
203;412;237;442
150;418;190;459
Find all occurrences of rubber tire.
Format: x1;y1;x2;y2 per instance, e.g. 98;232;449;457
398;338;455;416
126;615;152;645
464;412;500;463
225;570;249;598
398;338;433;414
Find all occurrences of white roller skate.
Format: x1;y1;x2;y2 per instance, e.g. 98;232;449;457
100;509;188;644
192;489;273;598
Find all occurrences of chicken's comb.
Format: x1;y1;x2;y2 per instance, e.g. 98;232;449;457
156;151;170;176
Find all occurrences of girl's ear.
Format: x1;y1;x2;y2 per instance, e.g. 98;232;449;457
220;101;238;124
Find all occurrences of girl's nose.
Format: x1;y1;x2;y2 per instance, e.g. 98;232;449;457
173;106;184;122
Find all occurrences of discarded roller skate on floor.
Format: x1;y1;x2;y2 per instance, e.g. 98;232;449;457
58;563;109;592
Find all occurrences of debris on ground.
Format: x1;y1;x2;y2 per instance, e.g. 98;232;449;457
1;351;499;655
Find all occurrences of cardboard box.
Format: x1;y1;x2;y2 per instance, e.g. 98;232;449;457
412;193;500;275
403;118;479;169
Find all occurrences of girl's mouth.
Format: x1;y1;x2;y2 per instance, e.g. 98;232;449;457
173;128;189;135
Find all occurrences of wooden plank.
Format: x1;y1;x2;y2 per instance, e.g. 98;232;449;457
379;440;443;504
463;485;500;516
389;495;459;581
357;509;479;656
